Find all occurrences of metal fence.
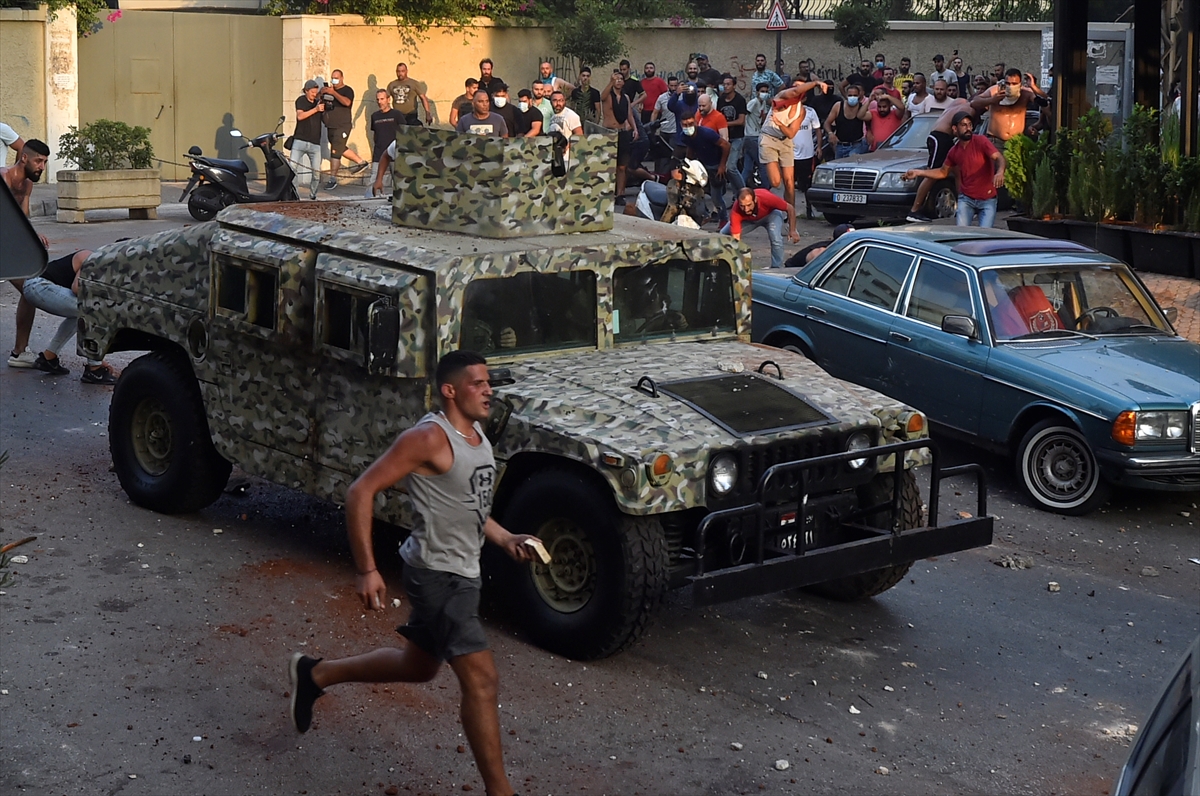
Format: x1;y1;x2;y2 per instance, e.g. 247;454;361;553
740;0;1053;22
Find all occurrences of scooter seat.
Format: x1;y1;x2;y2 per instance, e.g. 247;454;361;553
202;157;250;173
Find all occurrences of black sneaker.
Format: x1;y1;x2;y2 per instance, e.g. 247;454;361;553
906;211;932;223
348;161;369;175
81;365;118;385
324;178;338;191
34;353;69;375
289;653;324;733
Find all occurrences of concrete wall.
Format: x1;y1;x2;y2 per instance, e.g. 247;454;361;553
0;9;48;166
78;11;283;180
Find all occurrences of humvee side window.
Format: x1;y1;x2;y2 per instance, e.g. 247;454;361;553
322;285;374;353
215;255;278;330
461;271;596;354
612;260;734;343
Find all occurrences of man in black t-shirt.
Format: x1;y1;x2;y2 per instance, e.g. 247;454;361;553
366;89;404;197
841;60;882;96
513;89;543;137
570;68;601;120
291;80;325;199
807;82;840;161
718;74;748;190
477;58;505;96
321;69;368;190
488;83;518;136
694;54;723;91
617;59;645;117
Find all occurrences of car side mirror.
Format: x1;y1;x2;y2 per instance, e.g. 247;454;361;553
941;314;976;338
1162;306;1178;325
366;298;399;374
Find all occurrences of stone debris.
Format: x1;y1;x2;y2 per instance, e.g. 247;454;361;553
192;736;202;742
774;759;790;771
876;766;890;775
1140;566;1159;577
901;662;917;668
883;686;895;692
957;511;973;519
137;543;144;548
213;528;223;535
1181;511;1191;518
994;554;1034;569
731;742;744;751
1127;724;1138;736
848;705;861;714
9;555;28;564
391;598;402;608
716;360;745;373
757;671;768;680
1047;581;1061;592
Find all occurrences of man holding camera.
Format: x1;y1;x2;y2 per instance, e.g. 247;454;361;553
320;70;369;190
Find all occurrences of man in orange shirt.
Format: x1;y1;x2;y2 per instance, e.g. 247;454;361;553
697;93;728;141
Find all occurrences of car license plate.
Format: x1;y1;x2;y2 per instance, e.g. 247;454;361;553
833;192;867;205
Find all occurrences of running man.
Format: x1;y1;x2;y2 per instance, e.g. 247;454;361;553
904;110;1005;228
904;98;971;223
289;350;540;796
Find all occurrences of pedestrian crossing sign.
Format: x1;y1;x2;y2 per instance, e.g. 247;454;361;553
765;0;788;30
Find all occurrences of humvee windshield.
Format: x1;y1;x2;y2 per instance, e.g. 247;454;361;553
612;260;736;343
461;270;597;354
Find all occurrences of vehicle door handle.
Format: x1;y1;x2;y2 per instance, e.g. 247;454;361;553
889;331;911;342
805;305;826;315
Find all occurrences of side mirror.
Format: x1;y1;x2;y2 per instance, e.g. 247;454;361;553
229;129;243;138
366;298;399;374
941;314;976;338
278;115;286;123
1162;306;1178;325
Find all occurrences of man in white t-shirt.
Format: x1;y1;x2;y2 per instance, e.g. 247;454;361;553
917;79;957;114
0;122;25;164
547;91;583;137
791;104;822;220
929;55;955;89
905;74;930;114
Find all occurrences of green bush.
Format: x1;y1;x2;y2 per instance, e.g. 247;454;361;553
1003;135;1034;209
1031;156;1056;218
57;120;154;171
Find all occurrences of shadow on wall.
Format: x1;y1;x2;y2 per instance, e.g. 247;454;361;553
214;112;260;179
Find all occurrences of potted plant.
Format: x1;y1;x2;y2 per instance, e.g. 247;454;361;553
56;120;160;223
1005;134;1071;239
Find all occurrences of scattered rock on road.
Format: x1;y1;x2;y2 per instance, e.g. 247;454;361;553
1047;581;1061;592
876;766;890;775
774;759;790;771
731;742;744;751
994;554;1034;569
1140;566;1159;577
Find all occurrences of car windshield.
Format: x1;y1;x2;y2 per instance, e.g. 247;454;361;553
980;264;1170;340
461;270;597;354
878;113;941;151
613;260;736;343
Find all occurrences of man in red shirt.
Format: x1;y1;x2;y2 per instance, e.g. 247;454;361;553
722;187;792;268
865;91;906;150
639;62;668;125
903;111;1005;227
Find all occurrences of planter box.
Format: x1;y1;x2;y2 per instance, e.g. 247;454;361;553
1061;220;1132;263
56;169;160;223
1006;216;1070;239
1126;227;1193;278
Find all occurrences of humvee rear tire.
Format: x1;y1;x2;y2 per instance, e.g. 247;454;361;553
500;471;669;660
807;469;920;601
110;351;231;514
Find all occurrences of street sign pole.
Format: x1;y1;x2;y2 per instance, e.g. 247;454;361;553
765;0;789;81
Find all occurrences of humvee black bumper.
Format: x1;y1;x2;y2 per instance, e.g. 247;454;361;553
688;439;993;606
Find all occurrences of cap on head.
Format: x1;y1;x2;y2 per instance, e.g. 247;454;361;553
695;53;708;60
952;110;973;127
832;223;854;238
303;79;320;91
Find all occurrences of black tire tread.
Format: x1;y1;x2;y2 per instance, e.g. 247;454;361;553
110;350;231;514
600;515;670;659
808;469;920;601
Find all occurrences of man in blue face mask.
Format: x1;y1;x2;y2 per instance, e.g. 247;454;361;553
823;84;870;158
679;108;731;225
871;53;887;80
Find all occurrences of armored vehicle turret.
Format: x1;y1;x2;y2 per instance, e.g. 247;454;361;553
79;127;992;659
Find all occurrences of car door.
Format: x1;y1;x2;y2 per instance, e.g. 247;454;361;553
885;258;989;435
803;244;914;392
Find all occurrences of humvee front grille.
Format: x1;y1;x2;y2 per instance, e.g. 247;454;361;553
737;434;847;501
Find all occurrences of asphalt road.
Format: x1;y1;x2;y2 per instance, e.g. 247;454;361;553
1;206;1197;796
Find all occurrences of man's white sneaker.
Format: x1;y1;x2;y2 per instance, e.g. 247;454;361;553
7;349;37;368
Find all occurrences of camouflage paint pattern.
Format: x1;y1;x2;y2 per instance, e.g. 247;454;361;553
78;199;927;528
389;126;616;238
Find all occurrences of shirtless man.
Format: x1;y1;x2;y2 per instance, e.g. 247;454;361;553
905;99;972;223
288;350;539;796
2;139;50;369
971;68;1047;145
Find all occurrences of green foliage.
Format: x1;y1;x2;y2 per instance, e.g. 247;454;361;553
1003;135;1034;209
1067;157;1105;222
1176;157;1200;232
831;0;889;59
552;0;626;76
1185;191;1200;234
1121;105;1168;226
1031;155;1056;218
1048;129;1071;217
58;120;154;171
0;0;110;36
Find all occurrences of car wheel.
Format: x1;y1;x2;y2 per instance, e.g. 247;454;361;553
110;351;232;514
499;470;669;660
927;180;958;219
823;213;857;226
1016;420;1109;515
807;469;919;600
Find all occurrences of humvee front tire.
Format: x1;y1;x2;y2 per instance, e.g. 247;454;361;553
501;471;669;660
807;469;920;601
110;351;231;514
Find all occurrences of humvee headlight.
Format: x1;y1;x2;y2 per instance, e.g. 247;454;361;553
709;454;738;496
846;432;872;469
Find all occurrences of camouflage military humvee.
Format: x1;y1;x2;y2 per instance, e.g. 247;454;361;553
78;127;992;660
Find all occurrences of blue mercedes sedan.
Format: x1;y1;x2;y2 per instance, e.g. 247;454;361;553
752;226;1200;514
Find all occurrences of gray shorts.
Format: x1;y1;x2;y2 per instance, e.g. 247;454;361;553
397;566;488;661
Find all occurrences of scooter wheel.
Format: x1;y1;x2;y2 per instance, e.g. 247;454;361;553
187;185;225;221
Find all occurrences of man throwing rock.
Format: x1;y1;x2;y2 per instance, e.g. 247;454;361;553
289;350;539;796
904;110;1005;228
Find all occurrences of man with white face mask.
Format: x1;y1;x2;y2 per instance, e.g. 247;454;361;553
513;89;543;137
971;67;1046;145
488;83;518;135
741;82;771;188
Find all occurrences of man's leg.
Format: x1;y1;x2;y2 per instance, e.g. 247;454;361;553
780;165;795;214
740;137;758;189
9;279;36;366
727;138;745;191
449;650;514;796
955;195;975;227
311;643;441;689
978;197;997;228
765;210;785;268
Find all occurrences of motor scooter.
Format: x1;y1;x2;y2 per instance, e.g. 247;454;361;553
181;116;299;221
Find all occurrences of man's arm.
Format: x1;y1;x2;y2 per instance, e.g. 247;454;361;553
823;103;840;143
904;164;953;182
970;85;1002;111
332;86;353;107
418;90;432;118
343;423;444;608
525;118;542;137
716;136;730;177
297;103;322;121
990;148;1007;188
482;517;537;563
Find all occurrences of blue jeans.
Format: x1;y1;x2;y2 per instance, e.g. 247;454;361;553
289;139;322;197
740;137;760;188
727;138;746;191
720;209;786;268
956;195;997;227
835;138;868;159
23;276;101;364
704;166;728;226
